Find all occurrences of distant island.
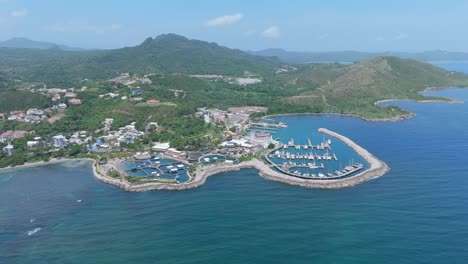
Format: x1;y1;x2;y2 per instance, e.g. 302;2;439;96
0;33;467;190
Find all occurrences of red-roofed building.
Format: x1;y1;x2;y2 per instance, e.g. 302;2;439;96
0;130;28;143
69;98;82;105
147;99;160;104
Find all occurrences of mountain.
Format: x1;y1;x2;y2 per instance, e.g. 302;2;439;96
252;49;468;64
87;34;280;76
0;37;84;51
283;56;468;118
0;34;280;83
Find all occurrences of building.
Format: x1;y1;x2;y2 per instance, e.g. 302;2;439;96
147;99;160;104
52;94;61;102
64;92;77;98
26;141;39;148
26;109;44;116
152;142;170;152
52;135;68;148
3;144;14;156
69;98;82;105
0;130;28;143
131;89;142;95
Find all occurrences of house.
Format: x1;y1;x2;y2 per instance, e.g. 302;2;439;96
131;89;142;95
64;92;77;98
52;94;61;101
0;130;28;143
2;144;14;156
69;98;82;105
147;99;160;104
152;142;170;152
27;141;39;148
53;135;68;148
26;108;44;116
9;111;25;119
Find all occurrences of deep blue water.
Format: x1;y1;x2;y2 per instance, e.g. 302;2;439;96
1;68;468;263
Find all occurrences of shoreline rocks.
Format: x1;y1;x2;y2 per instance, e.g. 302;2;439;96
92;128;389;191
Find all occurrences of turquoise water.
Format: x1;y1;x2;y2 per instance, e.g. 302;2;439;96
268;122;368;177
120;159;190;182
2;77;468;263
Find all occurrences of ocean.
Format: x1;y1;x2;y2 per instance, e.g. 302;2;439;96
1;63;468;264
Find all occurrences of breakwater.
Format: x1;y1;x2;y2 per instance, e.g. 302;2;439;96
92;128;389;191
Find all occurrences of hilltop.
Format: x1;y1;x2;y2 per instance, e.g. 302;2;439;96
0;34;280;84
283;57;468;118
0;34;467;120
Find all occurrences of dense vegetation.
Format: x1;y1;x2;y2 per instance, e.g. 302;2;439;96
281;57;468;118
0;90;51;112
0;34;280;85
1;35;468;167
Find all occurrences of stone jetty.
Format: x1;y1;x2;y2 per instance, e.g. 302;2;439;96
92;128;389;191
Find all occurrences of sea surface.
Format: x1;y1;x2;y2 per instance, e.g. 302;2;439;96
1;64;468;263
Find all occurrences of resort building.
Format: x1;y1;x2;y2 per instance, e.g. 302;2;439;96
53;135;69;148
152;142;170;152
2;144;14;156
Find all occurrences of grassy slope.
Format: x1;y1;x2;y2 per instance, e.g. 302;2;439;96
284;57;468;118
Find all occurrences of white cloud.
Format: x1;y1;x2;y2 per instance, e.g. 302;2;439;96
206;13;243;27
394;32;409;40
10;9;28;17
261;26;281;39
46;22;122;34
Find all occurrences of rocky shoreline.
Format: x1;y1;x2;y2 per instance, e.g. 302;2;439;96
91;128;389;191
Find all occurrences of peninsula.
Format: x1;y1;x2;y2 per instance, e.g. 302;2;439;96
1;34;466;190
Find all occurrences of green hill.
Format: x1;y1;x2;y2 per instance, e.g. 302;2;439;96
0;34;279;84
0;37;84;51
283;57;468;118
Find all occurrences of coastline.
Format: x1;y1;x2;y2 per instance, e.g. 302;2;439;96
90;127;389;191
264;86;467;122
264;112;415;122
1;128;389;191
0;158;95;173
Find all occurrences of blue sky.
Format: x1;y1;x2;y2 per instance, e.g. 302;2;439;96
1;0;468;51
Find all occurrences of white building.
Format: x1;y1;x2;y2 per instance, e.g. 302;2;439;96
3;144;14;156
26;141;39;148
53;135;68;148
152;142;170;152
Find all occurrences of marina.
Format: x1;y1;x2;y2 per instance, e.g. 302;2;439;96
263;133;365;180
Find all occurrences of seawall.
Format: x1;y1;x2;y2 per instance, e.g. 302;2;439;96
92;128;389;191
